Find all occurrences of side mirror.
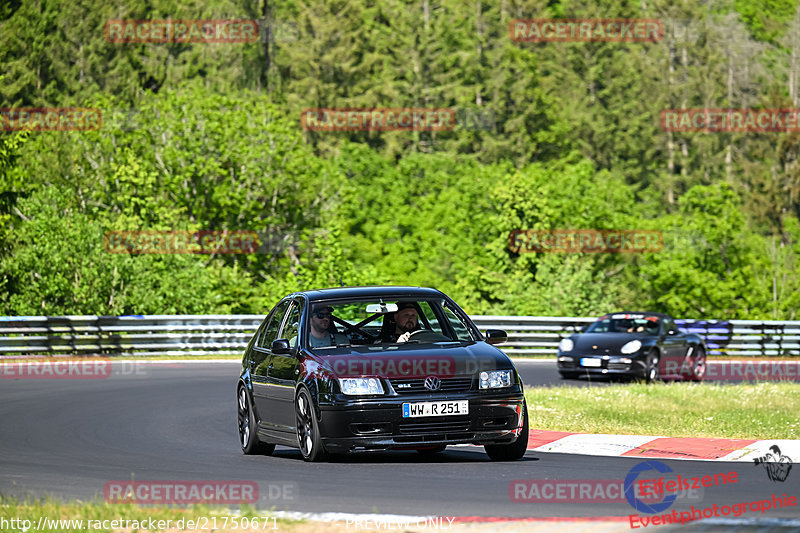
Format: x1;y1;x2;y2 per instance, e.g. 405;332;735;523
485;329;507;345
271;338;292;354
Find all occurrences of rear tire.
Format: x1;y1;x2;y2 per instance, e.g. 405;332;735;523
485;400;528;461
238;386;275;455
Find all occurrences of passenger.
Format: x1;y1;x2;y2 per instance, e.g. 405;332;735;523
308;305;348;348
377;302;420;343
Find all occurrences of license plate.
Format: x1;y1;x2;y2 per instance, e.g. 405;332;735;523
402;400;468;418
580;358;602;367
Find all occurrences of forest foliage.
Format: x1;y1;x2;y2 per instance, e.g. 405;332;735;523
1;0;800;319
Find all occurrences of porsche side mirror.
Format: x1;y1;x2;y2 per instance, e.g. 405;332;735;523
485;329;507;345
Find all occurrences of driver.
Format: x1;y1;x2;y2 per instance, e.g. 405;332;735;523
377;302;420;343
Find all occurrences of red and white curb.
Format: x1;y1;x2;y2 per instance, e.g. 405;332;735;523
526;429;800;462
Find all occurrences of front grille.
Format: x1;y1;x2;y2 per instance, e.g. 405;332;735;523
398;417;471;434
390;376;473;394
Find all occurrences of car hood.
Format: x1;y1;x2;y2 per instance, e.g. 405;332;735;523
568;333;645;354
306;341;513;379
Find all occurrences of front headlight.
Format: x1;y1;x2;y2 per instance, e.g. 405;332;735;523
620;340;642;354
559;338;574;352
479;370;513;389
338;377;384;395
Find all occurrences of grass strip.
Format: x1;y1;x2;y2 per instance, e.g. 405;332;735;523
525;382;800;439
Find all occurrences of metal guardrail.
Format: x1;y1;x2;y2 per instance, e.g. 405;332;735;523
1;315;799;357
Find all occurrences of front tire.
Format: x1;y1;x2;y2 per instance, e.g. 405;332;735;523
295;388;328;462
689;347;706;382
559;371;579;380
238;386;275;455
645;351;660;384
485;400;528;461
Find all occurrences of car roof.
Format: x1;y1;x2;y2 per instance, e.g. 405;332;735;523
289;285;447;302
598;311;674;320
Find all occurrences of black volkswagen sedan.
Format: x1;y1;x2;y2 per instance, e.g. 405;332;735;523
236;286;528;462
556;312;706;382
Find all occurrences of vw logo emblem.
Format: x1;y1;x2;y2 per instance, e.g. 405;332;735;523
424;376;441;391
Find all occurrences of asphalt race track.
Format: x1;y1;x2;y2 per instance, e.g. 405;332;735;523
1;361;798;521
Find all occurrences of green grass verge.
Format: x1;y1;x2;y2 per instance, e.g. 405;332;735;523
0;497;300;532
525;382;800;440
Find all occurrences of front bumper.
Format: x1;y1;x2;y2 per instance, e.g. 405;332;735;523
318;392;525;453
557;355;647;378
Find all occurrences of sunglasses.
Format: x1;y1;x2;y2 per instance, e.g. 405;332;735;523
313;312;332;319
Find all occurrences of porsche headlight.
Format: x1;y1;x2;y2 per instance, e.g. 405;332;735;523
479;370;513;389
338;378;384;395
558;338;574;352
620;340;642;354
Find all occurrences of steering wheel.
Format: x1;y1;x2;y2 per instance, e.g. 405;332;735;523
405;329;450;342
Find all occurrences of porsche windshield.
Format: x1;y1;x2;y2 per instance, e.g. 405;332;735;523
586;314;661;335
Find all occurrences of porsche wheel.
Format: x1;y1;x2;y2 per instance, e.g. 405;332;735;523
645;351;660;384
689;347;706;382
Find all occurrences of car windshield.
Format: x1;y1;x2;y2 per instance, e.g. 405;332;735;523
585;314;661;335
306;298;476;349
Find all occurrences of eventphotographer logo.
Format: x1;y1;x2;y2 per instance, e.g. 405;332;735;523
754;445;793;482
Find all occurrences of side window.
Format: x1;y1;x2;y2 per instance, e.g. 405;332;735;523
663;318;675;334
442;304;472;341
258;300;290;349
279;301;303;347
